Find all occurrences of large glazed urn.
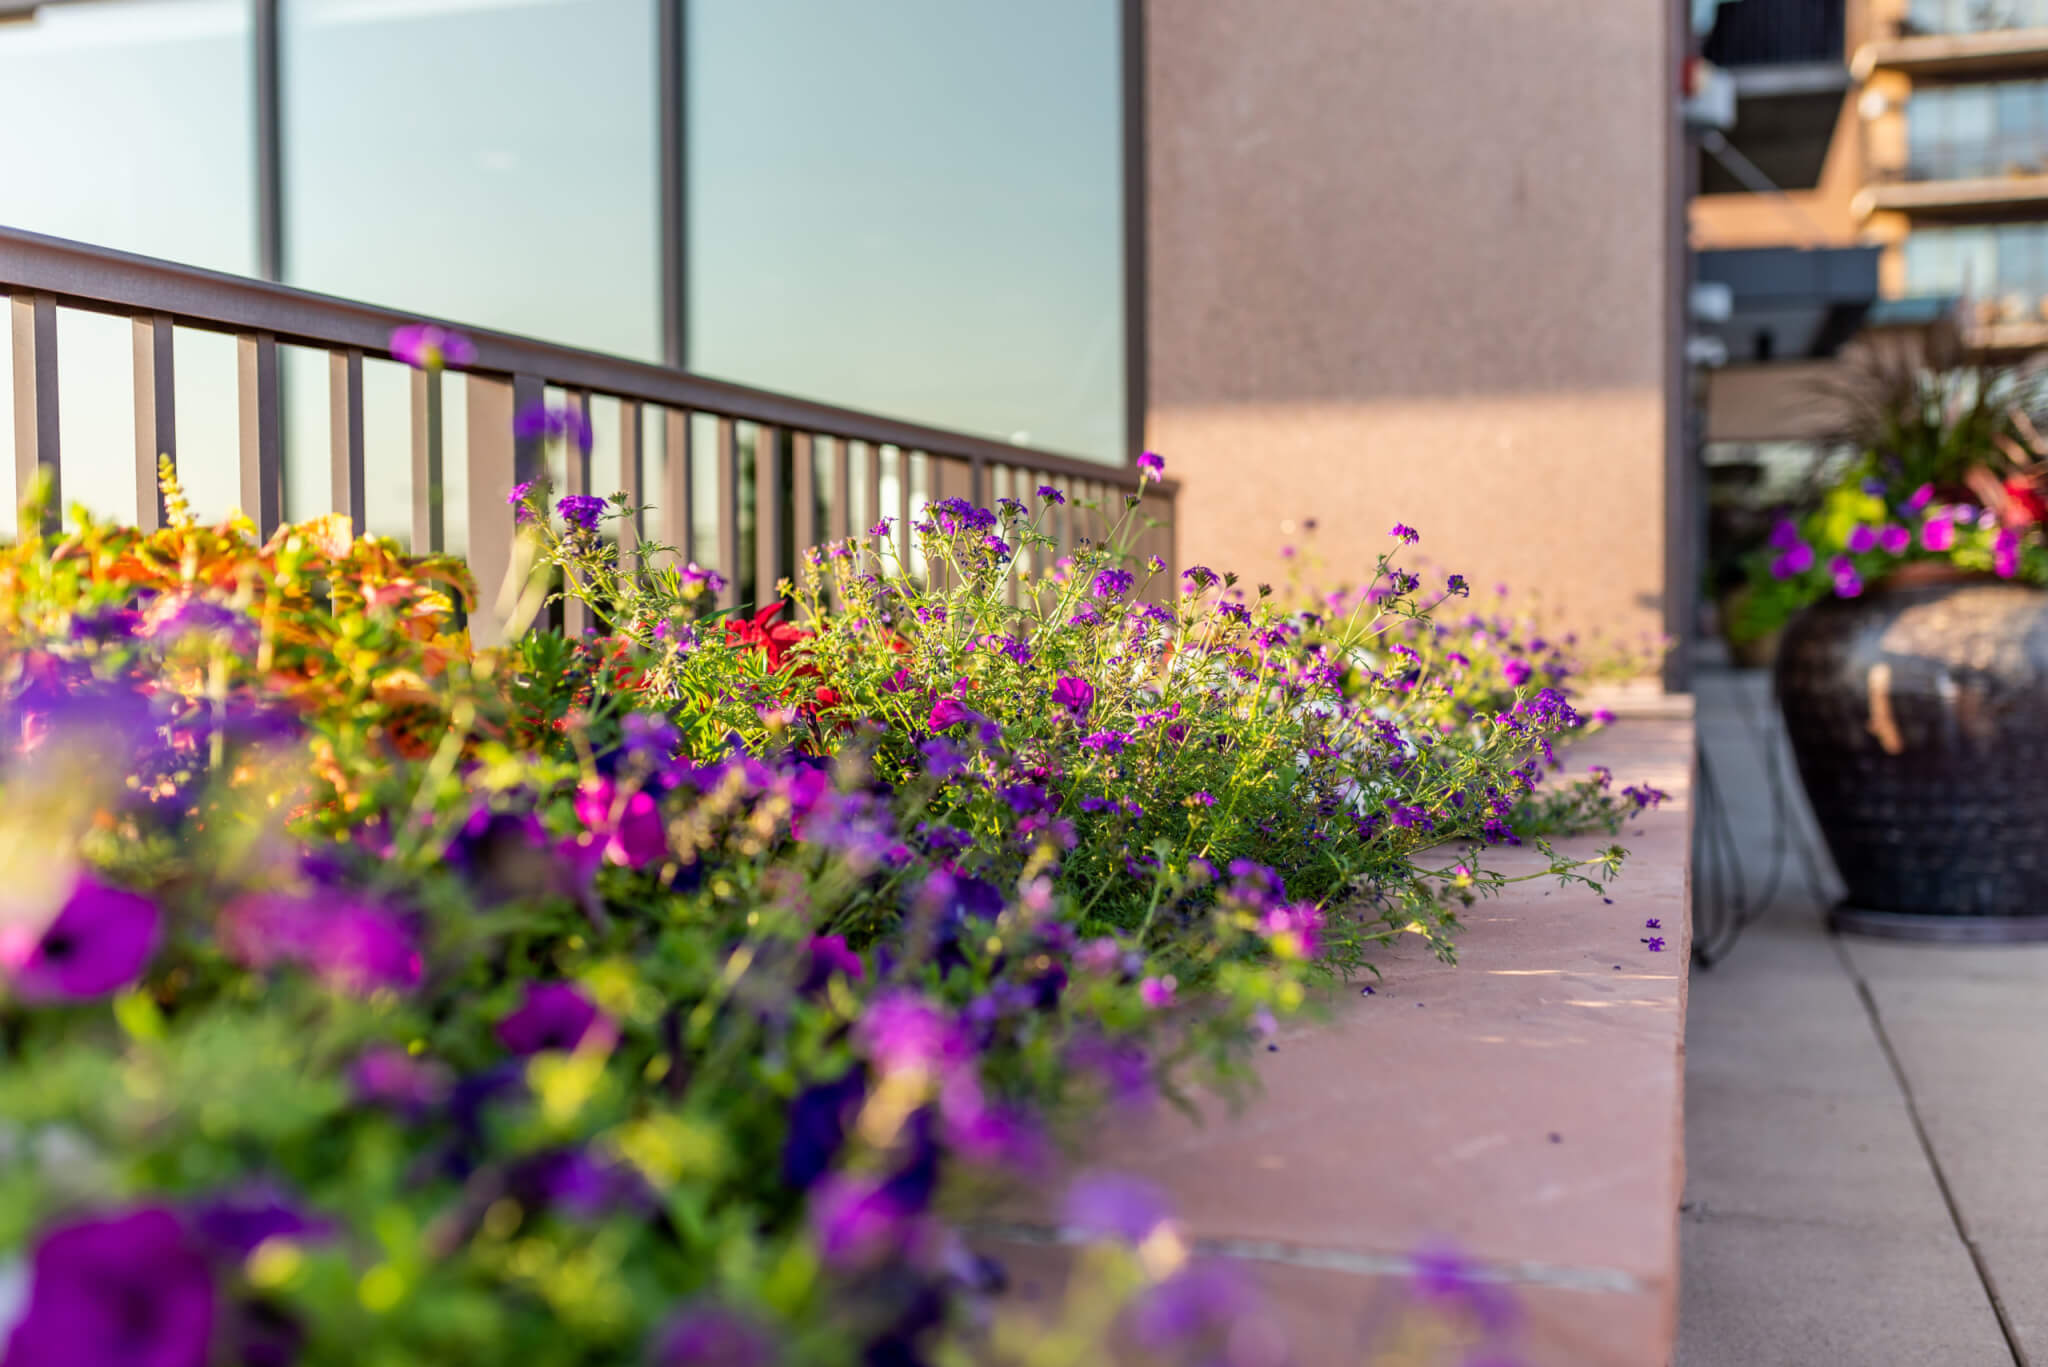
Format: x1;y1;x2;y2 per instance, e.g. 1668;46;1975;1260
1774;570;2048;939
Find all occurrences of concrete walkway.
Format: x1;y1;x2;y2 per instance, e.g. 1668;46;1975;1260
1679;666;2046;1367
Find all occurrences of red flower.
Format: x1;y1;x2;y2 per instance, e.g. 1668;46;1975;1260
814;687;843;710
724;602;812;675
2005;477;2048;527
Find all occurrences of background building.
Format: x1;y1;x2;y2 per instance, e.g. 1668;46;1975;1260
2;0;1691;679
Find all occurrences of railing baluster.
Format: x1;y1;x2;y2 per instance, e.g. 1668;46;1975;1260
831;436;851;544
715;415;738;612
895;447;913;578
11;293;60;531
236;331;281;538
410;367;444;553
664;407;694;566
329;347;365;528
970;454;985;508
464;371;544;644
131;314;174;532
864;441;883;571
619;399;643;573
563;389;593;637
792;431;816;575
755;423;784;607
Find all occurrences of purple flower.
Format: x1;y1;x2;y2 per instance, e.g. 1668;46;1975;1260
1136;450;1166;483
388;323;475;373
1907;483;1935;512
1091;569;1134;599
801;935;864;994
1769;541;1815;579
1645;918;1661;930
1501;658;1534;688
1036;485;1067;505
1878;524;1911;555
679;562;727;595
1446;573;1469;596
219;893;421;995
4;1208;215;1367
1922;514;1955;552
556;494;605;532
1646;936;1667;952
1080;729;1130;755
927;697;975;731
1129;1263;1251;1351
808;1174;915;1267
1411;1243;1518;1334
1389;522;1420;544
1147;554;1167;573
2;874;158;1001
1063;1172;1172;1242
858;993;969;1077
1832;562;1864;598
1139;975;1177;1008
497;981;610;1055
652;1302;779;1367
1767;517;1804;551
190;1186;331;1258
350;1046;451;1115
1996;527;2022;579
1846;523;1879;554
574;777;668;868
506;480;538;524
919;736;968;777
1051;675;1095;722
513;400;594;454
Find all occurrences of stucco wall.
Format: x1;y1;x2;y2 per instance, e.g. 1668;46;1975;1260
1146;0;1680;656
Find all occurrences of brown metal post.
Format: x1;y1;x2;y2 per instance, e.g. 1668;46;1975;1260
237;331;282;537
664;407;694;565
410;367;444;552
329;347;365;528
619;399;643;574
11;293;60;532
715;416;739;612
792;430;816;573
132;314;174;532
754;424;784;608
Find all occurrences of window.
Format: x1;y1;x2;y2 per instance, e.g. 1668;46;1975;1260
686;0;1128;464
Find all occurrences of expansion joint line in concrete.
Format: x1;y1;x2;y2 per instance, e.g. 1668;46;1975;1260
1835;938;2029;1367
973;1220;1646;1296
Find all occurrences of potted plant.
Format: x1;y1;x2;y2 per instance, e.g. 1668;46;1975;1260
1740;356;2048;938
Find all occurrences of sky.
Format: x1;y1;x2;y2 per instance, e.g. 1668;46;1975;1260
0;0;1124;541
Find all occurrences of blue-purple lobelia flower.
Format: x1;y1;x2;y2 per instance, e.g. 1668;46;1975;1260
5;1207;216;1367
513;400;594;454
2;874;159;1002
497;981;610;1055
388;322;476;373
651;1302;780;1367
556;495;605;532
1136;450;1166;482
1051;675;1095;722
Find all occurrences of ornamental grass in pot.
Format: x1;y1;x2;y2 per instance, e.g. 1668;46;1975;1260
1739;358;2048;938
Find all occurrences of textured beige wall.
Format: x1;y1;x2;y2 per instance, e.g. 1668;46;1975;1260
1146;0;1679;649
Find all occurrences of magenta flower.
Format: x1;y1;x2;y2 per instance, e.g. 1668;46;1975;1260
1769;542;1815;579
4;1207;215;1367
1996;527;2022;579
1051;675;1095;722
1139;975;1177;1008
557;495;605;532
1389;522;1420;544
3;874;158;1001
1501;657;1534;688
1846;523;1879;554
1136;450;1166;483
1907;483;1935;511
802;935;864;994
927;697;974;731
388;322;476;373
1878;524;1911;555
808;1173;915;1267
221;894;422;995
1921;514;1955;553
498;981;610;1055
574;778;668;868
350;1046;451;1115
1767;518;1804;550
679;562;727;595
857;992;968;1076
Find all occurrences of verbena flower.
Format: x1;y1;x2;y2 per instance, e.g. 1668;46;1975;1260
652;1302;779;1367
1036;485;1066;505
1136;451;1166;483
557;495;606;532
1389;522;1420;544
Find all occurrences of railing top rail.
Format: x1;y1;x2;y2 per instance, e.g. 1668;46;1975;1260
0;224;1153;492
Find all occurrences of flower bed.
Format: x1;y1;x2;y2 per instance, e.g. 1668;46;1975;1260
0;432;1659;1366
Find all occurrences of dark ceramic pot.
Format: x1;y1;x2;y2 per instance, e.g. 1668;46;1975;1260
1774;568;2048;940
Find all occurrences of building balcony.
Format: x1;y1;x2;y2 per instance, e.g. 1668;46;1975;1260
1853;25;2048;79
1856;140;2048;214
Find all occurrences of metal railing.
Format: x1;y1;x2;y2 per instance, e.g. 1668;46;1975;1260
1703;0;1845;67
1;225;1173;643
1878;135;2048;181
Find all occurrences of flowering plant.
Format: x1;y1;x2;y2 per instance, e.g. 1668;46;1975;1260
0;447;1649;1366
